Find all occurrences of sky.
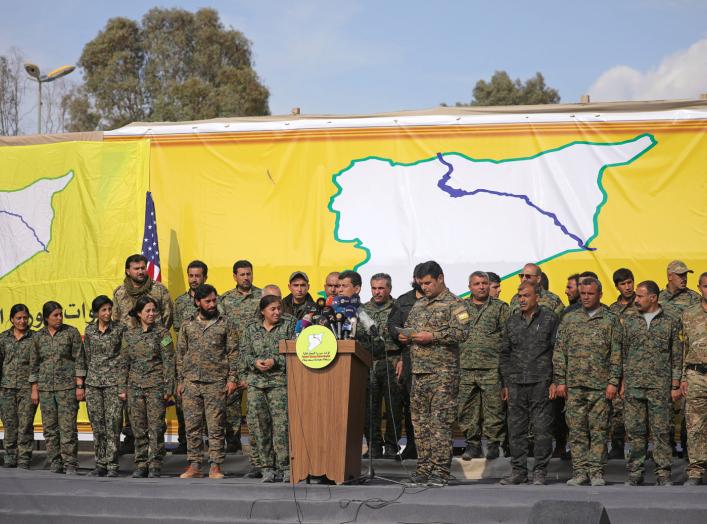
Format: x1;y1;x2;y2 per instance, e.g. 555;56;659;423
2;0;707;122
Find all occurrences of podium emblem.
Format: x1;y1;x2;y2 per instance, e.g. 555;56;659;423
296;325;338;369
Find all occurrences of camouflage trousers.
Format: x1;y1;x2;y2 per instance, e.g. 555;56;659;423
457;368;505;447
85;385;123;471
226;388;260;466
624;386;672;479
246;385;289;472
411;371;458;478
684;369;707;478
566;387;610;477
39;389;79;468
364;355;403;451
127;385;166;469
609;397;625;444
0;386;38;466
507;381;553;475
182;380;226;466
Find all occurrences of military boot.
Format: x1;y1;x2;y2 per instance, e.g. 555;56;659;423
462;444;482;461
485;442;500;460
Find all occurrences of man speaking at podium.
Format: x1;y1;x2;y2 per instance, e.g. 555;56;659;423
401;261;470;487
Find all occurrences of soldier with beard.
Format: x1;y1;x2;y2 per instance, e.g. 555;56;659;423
177;284;239;479
113;254;174;454
171;260;209;455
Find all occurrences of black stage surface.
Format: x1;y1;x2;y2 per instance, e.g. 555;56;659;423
0;449;705;523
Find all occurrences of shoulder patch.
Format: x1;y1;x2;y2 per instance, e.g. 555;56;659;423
160;335;173;347
452;306;470;323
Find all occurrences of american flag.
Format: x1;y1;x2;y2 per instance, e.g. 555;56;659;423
141;191;162;282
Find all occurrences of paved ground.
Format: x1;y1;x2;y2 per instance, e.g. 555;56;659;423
0;447;705;523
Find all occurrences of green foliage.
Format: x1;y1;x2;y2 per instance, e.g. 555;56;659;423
65;7;269;131
452;71;560;107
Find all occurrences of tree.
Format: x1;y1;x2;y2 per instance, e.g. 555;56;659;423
0;48;25;136
450;71;560;107
65;7;270;131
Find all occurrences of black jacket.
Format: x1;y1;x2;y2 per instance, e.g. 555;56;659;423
500;306;558;385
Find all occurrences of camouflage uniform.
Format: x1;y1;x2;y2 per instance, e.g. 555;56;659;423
510;288;565;317
29;324;86;469
457;297;509;451
84;321;126;472
682;302;707;480
500;307;558;477
173;291;199;448
622;309;682;481
660;287;700;450
362;299;403;454
177;314;239;466
120;325;175;471
112;277;174;329
554;307;622;479
239;317;295;475
405;288;470;479
607;296;638;451
0;329;39;467
219;286;262;458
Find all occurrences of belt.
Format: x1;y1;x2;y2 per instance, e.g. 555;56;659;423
373;351;401;361
686;363;707;374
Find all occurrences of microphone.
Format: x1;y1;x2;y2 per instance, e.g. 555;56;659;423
358;309;378;336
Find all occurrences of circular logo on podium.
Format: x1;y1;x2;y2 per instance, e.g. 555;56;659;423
296;325;338;369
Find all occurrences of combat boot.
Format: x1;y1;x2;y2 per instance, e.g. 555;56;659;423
462;444;482;461
684;477;703;486
179;464;203;479
262;469;276;483
485;442;500;460
499;471;528;485
243;466;262;479
532;470;546;485
209;464;224;479
131;467;148;478
656;476;672;486
590;474;606;486
566;474;589;486
148;467;161;478
282;470;291;483
87;467;107;477
624;475;644;486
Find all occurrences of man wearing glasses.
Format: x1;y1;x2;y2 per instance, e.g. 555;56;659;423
510;263;564;316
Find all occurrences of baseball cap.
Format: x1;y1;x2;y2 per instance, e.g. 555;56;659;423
667;260;693;274
289;271;309;283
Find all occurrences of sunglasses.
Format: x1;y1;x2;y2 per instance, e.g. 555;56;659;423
518;273;537;279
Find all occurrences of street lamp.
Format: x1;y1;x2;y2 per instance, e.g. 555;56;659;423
24;63;76;134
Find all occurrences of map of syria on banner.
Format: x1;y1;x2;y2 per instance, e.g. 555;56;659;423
0;140;149;330
110;109;707;304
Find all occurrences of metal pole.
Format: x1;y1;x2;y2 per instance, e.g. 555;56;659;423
37;80;42;135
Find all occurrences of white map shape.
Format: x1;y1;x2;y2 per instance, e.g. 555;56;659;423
329;135;655;299
307;333;323;351
0;172;74;278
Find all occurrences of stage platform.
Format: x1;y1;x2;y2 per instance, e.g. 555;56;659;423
0;449;705;523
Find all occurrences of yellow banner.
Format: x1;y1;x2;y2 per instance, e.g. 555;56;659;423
1;140;149;426
118;119;706;305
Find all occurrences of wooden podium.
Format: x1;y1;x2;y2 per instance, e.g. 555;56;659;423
279;339;371;484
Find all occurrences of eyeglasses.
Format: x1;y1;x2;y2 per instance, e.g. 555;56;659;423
518;273;537;280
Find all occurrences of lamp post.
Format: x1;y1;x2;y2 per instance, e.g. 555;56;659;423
24;63;76;134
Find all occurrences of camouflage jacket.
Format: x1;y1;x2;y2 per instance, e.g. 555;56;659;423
84;321;126;387
682;302;707;379
622;308;682;390
460;297;509;370
173;291;198;333
404;288;470;374
659;287;701;318
239;317;295;388
29;324;86;391
511;288;565;317
0;328;35;389
362;299;398;359
609;296;639;318
120;325;175;394
219;286;262;328
177;314;239;384
553;307;622;389
500;306;558;385
112;278;174;330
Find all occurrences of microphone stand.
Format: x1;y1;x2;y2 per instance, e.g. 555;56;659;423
344;333;404;486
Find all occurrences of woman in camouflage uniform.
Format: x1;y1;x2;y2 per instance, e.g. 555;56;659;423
0;304;39;469
120;296;175;478
241;295;295;483
84;295;125;477
29;301;86;475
